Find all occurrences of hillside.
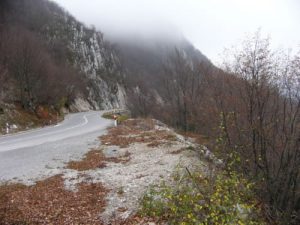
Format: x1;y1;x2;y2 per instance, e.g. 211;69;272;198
0;0;299;224
0;0;124;112
0;0;212;133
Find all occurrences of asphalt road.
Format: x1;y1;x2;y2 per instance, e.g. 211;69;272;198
0;111;113;184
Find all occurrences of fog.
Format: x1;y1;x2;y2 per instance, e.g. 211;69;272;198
52;0;300;64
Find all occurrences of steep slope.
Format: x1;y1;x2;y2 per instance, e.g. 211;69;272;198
40;9;125;109
1;0;211;111
0;0;125;110
110;32;215;120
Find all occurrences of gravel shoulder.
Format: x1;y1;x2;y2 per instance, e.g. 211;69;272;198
0;118;210;224
63;119;208;223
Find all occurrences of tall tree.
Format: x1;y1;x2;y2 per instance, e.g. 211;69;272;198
221;31;300;223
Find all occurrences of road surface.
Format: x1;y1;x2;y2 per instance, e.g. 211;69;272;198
0;111;113;184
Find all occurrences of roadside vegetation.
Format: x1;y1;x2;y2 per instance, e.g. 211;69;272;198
0;104;63;135
102;111;130;124
139;170;265;225
126;31;300;224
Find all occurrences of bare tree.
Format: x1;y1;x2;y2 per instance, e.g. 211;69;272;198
219;31;300;223
1;25;86;111
160;48;205;131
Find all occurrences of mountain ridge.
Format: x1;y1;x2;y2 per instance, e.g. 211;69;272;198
0;0;212;126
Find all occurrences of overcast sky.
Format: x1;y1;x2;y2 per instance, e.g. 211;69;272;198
52;0;300;64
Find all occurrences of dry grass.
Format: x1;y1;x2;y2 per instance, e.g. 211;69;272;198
146;131;177;147
0;104;62;135
122;118;155;131
0;175;107;225
100;119;177;148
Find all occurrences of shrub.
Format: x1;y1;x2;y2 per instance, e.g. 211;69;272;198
139;169;265;225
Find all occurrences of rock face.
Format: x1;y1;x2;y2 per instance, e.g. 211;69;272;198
1;0;127;111
70;28;125;110
42;8;126;110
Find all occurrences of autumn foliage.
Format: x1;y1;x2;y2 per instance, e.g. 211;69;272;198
0;0;87;112
126;32;300;224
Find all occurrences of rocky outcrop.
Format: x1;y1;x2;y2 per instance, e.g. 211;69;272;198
42;6;125;110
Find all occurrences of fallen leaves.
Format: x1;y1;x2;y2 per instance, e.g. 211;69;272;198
66;149;131;171
67;149;107;171
0;119;182;225
100;119;176;148
0;175;107;225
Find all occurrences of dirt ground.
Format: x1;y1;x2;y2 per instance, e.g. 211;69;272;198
0;118;208;224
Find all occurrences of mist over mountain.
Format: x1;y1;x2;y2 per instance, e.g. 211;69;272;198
94;11;211;79
116;35;211;88
95;13;212;91
0;0;212;113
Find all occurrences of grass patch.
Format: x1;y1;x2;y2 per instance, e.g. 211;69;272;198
102;113;115;120
117;114;130;124
0;175;107;225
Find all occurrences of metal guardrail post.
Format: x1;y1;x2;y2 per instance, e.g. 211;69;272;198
6;122;9;134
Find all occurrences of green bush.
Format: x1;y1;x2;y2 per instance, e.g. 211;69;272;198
102;112;129;124
139;170;265;225
117;114;129;123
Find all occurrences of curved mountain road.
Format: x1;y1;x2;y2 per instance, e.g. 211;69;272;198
0;111;113;184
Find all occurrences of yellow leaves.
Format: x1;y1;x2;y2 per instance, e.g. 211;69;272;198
171;206;177;213
196;204;203;210
140;171;265;225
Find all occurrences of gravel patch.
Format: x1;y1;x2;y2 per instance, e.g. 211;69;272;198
62;119;207;223
0;118;210;224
